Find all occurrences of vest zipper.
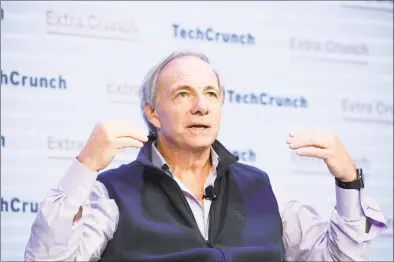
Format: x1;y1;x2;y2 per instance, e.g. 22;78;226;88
206;185;227;261
136;161;229;261
167;176;211;248
205;240;226;261
164;170;227;262
217;248;226;261
138;162;211;248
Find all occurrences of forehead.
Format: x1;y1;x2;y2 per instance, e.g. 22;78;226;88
158;56;219;91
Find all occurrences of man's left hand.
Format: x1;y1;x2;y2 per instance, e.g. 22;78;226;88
287;129;357;182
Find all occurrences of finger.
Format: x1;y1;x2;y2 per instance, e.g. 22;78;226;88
288;131;309;144
295;147;329;160
289;128;321;138
106;120;149;142
114;137;145;149
288;139;329;149
288;129;328;147
287;130;306;143
289;130;308;137
286;138;296;144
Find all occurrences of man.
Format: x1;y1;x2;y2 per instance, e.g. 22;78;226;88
25;51;387;261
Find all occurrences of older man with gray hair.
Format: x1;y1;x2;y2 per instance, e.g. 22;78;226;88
25;51;387;262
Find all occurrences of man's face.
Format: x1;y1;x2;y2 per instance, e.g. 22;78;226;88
152;56;222;150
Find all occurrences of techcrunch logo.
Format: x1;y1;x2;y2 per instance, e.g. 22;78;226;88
226;89;308;108
1;197;39;213
1;70;67;89
173;24;255;45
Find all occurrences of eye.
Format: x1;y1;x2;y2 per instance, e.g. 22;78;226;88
177;92;189;98
207;92;218;97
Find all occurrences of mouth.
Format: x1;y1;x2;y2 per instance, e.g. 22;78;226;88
187;124;211;129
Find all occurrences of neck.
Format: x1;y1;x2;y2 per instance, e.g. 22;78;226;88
156;134;212;183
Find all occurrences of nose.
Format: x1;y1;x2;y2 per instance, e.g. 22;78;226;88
191;95;209;115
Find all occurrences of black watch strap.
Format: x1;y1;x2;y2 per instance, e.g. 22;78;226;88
335;168;365;190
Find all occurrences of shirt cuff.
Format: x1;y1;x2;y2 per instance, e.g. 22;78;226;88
334;185;388;242
335;185;388;228
335;185;364;218
58;157;99;206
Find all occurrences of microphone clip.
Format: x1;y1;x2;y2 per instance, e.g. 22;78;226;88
203;185;217;201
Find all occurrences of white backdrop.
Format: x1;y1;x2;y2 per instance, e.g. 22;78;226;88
1;1;393;261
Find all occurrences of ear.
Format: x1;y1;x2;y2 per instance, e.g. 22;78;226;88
144;103;161;129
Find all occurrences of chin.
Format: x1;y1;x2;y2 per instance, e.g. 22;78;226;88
184;136;216;150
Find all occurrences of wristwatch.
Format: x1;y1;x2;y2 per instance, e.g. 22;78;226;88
335;168;365;190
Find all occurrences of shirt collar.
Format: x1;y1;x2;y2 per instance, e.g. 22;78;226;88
151;140;220;176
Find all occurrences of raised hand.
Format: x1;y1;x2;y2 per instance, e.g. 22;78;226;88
77;119;149;172
287;129;357;182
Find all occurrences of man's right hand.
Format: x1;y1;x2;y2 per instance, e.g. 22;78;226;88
77;119;149;172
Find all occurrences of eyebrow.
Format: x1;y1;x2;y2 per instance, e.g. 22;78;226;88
204;86;219;92
172;85;219;93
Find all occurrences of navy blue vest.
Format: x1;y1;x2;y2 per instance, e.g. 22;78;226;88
97;137;285;261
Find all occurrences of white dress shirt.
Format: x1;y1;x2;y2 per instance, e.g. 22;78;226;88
24;143;387;261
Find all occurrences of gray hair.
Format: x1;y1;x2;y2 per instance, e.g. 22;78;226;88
139;51;225;136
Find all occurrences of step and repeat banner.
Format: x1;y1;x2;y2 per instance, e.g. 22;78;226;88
1;1;393;261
